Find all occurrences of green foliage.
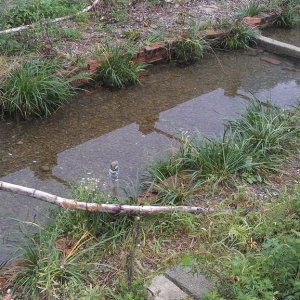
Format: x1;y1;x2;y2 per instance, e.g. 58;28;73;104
201;189;300;299
13;229;92;299
1;0;85;29
148;99;300;186
184;134;260;184
49;26;82;40
275;0;300;28
0;59;74;120
95;43;146;88
110;0;131;23
124;29;141;42
229;99;299;158
53;178;134;244
215;23;258;50
171;38;205;65
0;33;38;55
236;0;266;17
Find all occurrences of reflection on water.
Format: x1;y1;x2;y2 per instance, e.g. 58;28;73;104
0;50;300;261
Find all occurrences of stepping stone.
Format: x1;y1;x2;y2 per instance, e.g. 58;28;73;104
147;275;189;300
165;266;213;299
260;56;281;65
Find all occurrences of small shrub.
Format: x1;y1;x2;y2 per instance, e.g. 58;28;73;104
171;38;205;65
215;23;258;50
0;59;74;120
275;0;300;28
236;0;266;17
95;44;146;88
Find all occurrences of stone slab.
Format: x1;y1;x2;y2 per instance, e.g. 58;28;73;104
148;275;189;300
255;35;300;60
165;266;213;299
260;56;282;65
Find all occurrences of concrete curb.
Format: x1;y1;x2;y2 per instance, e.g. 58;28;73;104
255;35;300;60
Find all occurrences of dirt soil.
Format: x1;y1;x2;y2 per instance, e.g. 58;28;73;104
4;0;270;59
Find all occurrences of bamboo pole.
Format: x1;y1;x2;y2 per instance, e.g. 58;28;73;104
0;181;224;215
0;0;101;35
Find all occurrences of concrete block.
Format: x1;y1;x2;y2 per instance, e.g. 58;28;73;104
255;35;300;60
165;266;213;299
148;275;189;300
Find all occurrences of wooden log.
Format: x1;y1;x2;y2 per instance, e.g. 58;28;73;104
0;0;101;35
0;181;225;215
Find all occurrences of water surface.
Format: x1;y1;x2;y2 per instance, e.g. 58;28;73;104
1;49;300;262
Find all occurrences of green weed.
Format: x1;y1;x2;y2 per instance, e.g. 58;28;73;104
0;59;74;120
94;43;146;88
171;38;205;65
214;23;258;50
236;0;266;17
275;0;300;28
228;99;299;159
199;189;300;299
110;0;131;23
1;0;85;28
13;229;92;299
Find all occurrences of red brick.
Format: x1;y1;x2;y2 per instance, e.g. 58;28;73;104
243;17;263;27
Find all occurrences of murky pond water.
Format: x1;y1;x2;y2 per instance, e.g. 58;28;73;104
1;49;300;262
263;26;300;48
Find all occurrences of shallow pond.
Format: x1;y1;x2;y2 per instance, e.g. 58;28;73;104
1;49;300;262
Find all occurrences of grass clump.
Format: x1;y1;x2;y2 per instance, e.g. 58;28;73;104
0;59;74;120
215;23;258;50
275;0;300;28
148;99;300;189
171;38;205;65
236;0;266;17
95;44;146;88
13;229;92;299
228;100;299;158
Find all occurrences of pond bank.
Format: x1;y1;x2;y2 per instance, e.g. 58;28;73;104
1;48;300;262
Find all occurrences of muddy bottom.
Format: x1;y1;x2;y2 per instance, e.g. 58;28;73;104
1;49;300;262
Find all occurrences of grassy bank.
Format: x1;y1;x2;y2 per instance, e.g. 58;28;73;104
1;99;299;299
0;0;299;121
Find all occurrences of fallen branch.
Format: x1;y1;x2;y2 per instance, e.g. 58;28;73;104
0;0;100;35
0;181;225;215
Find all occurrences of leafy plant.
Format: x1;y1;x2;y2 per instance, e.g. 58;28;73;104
228;99;299;159
275;0;300;28
215;23;258;50
0;59;74;120
95;43;146;88
236;0;266;17
199;188;300;300
171;38;205;65
13;229;92;299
